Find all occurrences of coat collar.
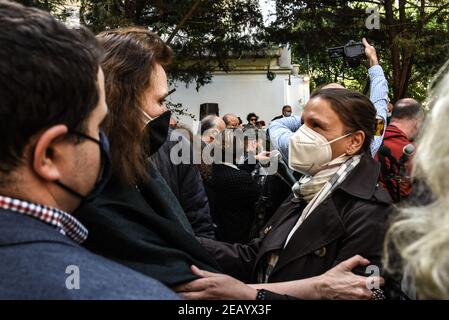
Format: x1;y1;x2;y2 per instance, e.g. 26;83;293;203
337;152;387;202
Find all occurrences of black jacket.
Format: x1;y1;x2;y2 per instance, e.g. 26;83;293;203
199;153;392;283
150;130;215;239
75;168;220;287
210;163;260;244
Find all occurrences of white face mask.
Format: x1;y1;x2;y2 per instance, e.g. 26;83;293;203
288;125;352;176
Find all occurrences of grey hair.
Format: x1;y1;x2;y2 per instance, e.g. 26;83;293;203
384;63;449;299
200;115;221;136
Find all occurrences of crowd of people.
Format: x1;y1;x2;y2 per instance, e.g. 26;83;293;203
0;0;448;300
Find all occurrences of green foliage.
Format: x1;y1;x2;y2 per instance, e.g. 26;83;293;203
78;0;267;91
15;0;73;20
13;0;449;103
166;101;196;120
269;0;449;102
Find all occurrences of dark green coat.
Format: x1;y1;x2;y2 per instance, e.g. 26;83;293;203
75;169;220;287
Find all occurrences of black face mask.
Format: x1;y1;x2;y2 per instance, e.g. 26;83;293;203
55;129;111;204
144;110;172;156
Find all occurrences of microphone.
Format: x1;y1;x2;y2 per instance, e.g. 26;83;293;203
398;144;415;177
378;145;398;167
399;144;415;165
378;145;391;157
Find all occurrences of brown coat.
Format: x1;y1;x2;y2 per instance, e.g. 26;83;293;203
199;153;392;283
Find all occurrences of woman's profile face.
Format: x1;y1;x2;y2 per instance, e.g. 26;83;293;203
301;97;357;159
140;63;169;121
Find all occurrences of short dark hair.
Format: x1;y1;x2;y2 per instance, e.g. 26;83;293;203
247;113;258;122
97;27;173;185
392;98;423;120
0;1;101;173
282;105;292;111
310;88;376;153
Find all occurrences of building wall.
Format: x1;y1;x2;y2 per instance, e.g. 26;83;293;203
168;71;310;131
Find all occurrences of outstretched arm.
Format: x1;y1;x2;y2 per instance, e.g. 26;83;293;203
363;38;389;156
174;255;383;300
268;115;302;162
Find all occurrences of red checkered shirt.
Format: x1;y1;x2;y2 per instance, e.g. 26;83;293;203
0;195;88;243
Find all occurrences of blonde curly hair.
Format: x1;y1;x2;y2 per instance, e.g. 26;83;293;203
384;59;449;299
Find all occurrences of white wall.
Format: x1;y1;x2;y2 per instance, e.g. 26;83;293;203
168;72;310;131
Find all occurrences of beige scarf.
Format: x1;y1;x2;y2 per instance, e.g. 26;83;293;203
292;154;351;202
259;154;362;283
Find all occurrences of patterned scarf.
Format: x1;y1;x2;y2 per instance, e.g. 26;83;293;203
259;154;362;283
292;154;351;202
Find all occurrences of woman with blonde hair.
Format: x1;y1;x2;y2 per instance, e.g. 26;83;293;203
384;61;449;299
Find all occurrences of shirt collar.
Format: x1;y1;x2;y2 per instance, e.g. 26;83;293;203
0;195;88;243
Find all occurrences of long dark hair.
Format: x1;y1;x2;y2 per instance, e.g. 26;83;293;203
98;27;173;185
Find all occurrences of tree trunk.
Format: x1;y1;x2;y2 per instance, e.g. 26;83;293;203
166;0;203;45
397;0;410;100
384;0;401;102
124;0;137;21
135;0;147;21
398;54;413;98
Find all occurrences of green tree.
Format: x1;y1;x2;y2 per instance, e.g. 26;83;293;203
15;0;74;20
78;0;267;90
269;0;449;102
14;0;449;102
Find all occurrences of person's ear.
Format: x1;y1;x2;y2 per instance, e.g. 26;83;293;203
346;130;365;155
32;125;69;182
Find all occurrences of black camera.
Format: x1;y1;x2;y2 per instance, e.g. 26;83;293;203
328;40;365;68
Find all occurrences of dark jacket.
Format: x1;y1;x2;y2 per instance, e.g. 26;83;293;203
199;153;392;283
210;163;260;244
75;168;221;287
150;130;215;239
236;154;292;240
0;209;178;299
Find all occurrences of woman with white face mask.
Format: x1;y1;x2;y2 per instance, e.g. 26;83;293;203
176;88;392;300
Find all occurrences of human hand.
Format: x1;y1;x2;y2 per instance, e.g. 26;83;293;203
255;151;271;162
315;255;384;300
174;265;258;300
362;38;378;67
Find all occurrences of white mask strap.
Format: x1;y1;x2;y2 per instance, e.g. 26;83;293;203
326;132;353;145
142;109;154;124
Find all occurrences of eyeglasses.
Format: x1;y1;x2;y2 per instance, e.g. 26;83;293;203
68;129;101;145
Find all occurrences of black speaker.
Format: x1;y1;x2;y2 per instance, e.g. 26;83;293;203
200;103;219;120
